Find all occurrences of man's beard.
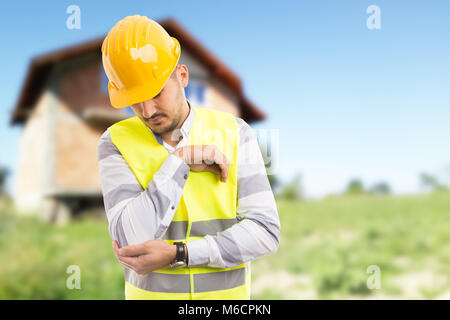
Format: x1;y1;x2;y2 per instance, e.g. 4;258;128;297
147;115;179;136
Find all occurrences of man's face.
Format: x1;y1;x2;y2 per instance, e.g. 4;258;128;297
130;65;188;136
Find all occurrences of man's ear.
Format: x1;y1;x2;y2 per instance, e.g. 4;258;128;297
178;64;189;88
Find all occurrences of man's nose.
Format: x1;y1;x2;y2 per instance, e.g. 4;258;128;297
141;101;157;118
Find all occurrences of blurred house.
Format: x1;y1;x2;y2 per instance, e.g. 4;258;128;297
10;18;265;223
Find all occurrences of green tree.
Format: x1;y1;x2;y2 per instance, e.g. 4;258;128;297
345;178;365;195
0;166;9;195
370;182;391;195
279;173;303;200
420;172;447;192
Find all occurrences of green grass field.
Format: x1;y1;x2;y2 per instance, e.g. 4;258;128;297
1;191;450;299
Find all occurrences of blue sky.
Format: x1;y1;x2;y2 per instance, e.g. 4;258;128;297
0;0;449;198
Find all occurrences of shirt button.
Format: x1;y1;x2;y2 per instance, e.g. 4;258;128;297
171;205;175;210
183;174;188;180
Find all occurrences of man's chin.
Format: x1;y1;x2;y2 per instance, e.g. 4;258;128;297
146;121;169;134
148;124;164;134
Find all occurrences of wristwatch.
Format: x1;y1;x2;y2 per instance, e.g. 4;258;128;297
170;241;187;268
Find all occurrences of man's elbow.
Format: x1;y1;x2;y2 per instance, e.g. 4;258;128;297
248;216;281;256
109;212;129;248
268;223;281;255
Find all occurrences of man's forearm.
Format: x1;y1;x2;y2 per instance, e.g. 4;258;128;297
186;211;280;268
98;129;189;247
186;183;280;268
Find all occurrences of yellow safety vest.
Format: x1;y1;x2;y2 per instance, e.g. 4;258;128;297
109;106;251;300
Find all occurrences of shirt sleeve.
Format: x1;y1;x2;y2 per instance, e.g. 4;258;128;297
97;129;190;248
186;117;281;268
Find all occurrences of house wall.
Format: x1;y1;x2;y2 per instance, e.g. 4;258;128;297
53;53;109;194
13;85;51;214
206;81;240;117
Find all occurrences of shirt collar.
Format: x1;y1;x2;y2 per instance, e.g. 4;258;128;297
149;100;194;146
180;100;194;138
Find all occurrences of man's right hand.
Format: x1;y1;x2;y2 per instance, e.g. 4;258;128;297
173;145;229;183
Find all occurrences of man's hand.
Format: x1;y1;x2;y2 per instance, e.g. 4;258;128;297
173;145;229;182
112;240;176;275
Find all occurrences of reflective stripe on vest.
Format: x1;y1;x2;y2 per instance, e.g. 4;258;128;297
161;218;238;240
125;267;246;293
109;107;250;300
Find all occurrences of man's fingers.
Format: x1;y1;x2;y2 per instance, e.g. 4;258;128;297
204;163;228;182
112;240;120;254
207;164;221;174
112;240;138;271
118;256;139;270
206;146;229;183
219;162;229;182
119;243;147;257
214;151;229;183
185;145;230;183
118;259;136;271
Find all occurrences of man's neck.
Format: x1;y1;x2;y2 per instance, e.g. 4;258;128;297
160;100;190;148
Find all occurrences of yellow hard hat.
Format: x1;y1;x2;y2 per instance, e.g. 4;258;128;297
101;15;181;108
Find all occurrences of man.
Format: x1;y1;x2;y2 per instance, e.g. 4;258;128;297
98;15;280;300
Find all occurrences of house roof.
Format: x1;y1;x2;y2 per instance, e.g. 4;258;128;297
10;18;266;125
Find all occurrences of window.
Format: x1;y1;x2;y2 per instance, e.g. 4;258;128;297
185;80;206;105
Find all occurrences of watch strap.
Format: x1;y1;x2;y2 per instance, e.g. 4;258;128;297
175;241;185;262
170;242;186;268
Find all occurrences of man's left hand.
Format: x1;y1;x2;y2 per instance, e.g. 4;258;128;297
112;240;176;275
